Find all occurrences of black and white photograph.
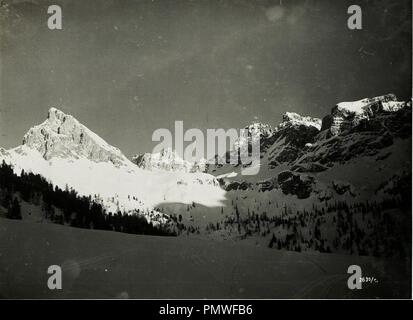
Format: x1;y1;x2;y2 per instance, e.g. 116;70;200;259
0;0;411;302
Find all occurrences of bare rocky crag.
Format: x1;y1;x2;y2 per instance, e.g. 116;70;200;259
22;107;129;167
212;94;411;199
132;148;207;173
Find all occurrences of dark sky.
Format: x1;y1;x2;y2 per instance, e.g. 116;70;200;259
0;0;411;157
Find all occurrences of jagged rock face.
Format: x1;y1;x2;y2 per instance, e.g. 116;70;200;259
265;112;322;167
233;122;274;152
321;94;408;136
280;112;322;130
216;95;410;177
218;179;252;191
0;148;9;157
259;113;321;154
275;112;321;148
22;108;128;166
214;122;274;166
241;171;314;198
352;105;412;138
132;148;206;173
208;94;410;203
218;170;316;198
220;115;322;169
299;132;394;166
298;105;411;166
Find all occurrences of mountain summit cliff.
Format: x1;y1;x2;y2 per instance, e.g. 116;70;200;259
321;94;408;136
22;107;129;166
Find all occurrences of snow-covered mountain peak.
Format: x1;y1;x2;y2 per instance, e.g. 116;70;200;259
21;107;129;166
280;112;322;130
244;122;274;136
323;94;409;136
0;147;9;157
48;106;67;122
228;122;273;157
335;93;396;113
132;147;207;173
333;93;398;117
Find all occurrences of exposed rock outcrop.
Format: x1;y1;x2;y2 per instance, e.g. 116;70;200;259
132;148;207;173
22;108;129;166
321;94;409;136
266;112;322;167
277;171;314;199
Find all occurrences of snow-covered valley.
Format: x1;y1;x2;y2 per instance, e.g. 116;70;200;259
0;218;409;299
0;93;411;264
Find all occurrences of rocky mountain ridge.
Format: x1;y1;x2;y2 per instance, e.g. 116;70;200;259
132;148;207;173
208;94;411;202
22;107;129;167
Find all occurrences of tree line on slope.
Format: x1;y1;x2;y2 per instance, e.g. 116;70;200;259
206;193;411;259
0;161;175;236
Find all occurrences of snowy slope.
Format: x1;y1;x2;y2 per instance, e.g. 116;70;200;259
0;108;226;222
0;218;409;298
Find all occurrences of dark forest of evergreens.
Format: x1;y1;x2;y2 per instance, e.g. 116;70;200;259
208;182;412;258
